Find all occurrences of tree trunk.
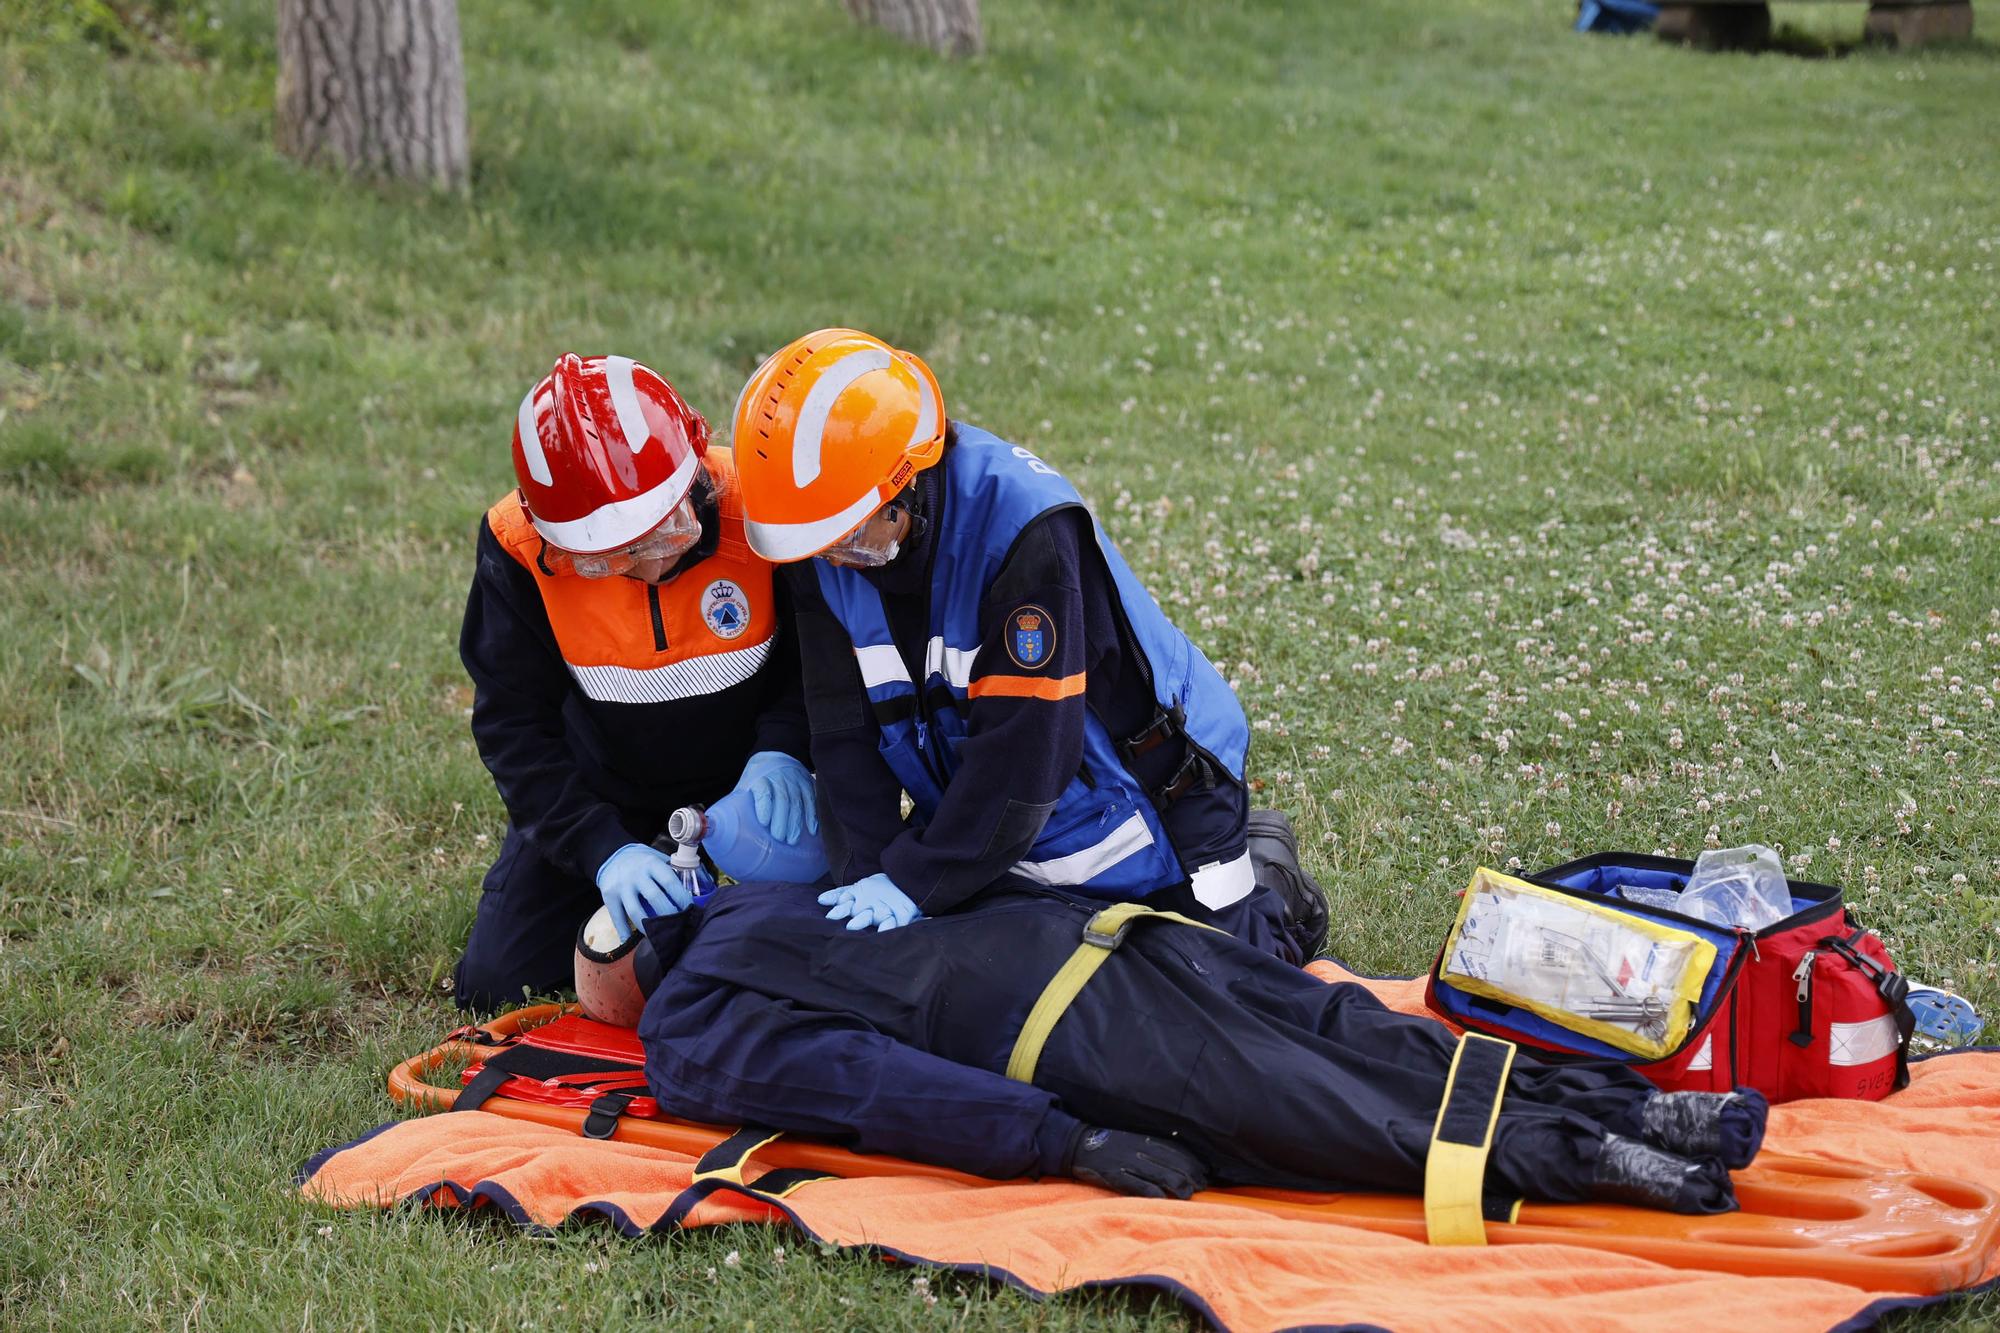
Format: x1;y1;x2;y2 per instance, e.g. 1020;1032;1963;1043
844;0;982;58
275;0;468;189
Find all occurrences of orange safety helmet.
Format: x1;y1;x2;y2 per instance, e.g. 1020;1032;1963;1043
513;353;710;555
731;329;947;562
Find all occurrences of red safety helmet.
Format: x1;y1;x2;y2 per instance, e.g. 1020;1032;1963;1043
512;353;710;554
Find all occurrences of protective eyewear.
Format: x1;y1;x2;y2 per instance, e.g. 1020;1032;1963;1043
818;501;911;569
545;496;701;580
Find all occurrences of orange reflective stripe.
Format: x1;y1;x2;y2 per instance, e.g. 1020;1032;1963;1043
967;672;1086;701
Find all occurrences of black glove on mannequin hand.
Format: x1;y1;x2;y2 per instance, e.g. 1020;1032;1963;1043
1066;1126;1209;1199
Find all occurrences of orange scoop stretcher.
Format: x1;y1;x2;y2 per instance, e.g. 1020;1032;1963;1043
389;1004;2000;1295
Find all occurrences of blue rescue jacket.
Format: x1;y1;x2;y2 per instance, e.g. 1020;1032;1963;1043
811;427;1249;899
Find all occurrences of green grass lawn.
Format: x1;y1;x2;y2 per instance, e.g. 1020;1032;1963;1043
1;0;1996;1326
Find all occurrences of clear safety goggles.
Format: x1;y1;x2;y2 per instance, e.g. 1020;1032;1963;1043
545;495;701;580
818;501;912;569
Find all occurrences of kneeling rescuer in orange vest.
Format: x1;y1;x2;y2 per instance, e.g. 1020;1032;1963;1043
454;354;813;1011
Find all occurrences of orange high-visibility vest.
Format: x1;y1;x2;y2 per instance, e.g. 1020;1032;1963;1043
486;448;779;705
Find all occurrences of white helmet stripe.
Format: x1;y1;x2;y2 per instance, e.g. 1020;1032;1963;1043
528;448;702;554
792;347;893;489
744;486;888;563
907;367;938;452
603;355;653;456
517;386;553;486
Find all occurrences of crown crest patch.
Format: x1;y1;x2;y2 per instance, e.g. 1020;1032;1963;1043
1006;604;1054;670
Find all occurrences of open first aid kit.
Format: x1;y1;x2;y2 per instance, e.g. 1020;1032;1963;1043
1424;853;1916;1102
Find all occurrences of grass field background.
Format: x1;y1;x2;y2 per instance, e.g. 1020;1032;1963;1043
2;0;1997;1326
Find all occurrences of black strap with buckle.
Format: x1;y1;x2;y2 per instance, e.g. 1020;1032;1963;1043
1819;929;1915;1089
1117;703;1219;809
582;1091;636;1140
1155;751;1208;805
1119;703;1186;763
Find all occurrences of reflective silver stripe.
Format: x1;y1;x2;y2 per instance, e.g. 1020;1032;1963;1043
924;637;978;690
744;486;885;563
793;347;892;488
1829;1016;1901;1067
1189;852;1255;909
529;448;701;553
517;385;552;485
1012;813;1156;886
567;638;774;705
602;355;653;456
854;644;912;690
906;359;938;450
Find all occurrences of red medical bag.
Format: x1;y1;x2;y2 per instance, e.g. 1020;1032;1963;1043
1424;853;1915;1103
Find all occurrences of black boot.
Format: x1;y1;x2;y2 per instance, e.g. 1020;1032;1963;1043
1590;1134;1737;1214
1639;1088;1768;1170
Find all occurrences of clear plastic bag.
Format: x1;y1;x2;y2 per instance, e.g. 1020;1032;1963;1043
1676;844;1792;931
1615;883;1685;912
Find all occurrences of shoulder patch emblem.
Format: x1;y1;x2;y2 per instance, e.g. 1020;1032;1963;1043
1006;604;1055;670
701;579;751;640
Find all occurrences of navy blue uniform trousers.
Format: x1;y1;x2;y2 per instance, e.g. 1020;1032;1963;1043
454;823;611;1012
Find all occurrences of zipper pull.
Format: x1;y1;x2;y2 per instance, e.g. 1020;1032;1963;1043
1792;950;1816;1003
914;718;928;752
1790;950;1818;1048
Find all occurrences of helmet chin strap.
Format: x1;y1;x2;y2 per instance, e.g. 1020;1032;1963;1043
646;470;722;583
881;474;933;562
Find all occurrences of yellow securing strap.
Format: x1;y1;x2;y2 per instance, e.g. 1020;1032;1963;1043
1423;1031;1517;1246
1005;902;1222;1084
753;1171;833;1201
691;1128;785;1188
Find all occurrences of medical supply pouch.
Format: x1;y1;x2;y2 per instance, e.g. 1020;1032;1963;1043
1425;853;1914;1103
1434;868;1714;1060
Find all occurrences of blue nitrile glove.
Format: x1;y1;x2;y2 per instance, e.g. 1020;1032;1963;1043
595;843;698;938
732;750;819;846
818;873;924;932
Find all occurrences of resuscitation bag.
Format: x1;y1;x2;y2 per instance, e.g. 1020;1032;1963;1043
1424;854;1915;1103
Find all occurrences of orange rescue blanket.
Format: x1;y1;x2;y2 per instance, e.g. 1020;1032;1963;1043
301;962;2000;1332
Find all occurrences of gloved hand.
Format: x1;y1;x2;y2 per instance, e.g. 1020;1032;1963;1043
732;751;819;846
595;843;699;938
818;873;923;932
1067;1127;1208;1200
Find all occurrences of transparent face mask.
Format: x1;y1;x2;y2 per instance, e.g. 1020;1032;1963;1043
544;495;702;580
817;501;911;569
